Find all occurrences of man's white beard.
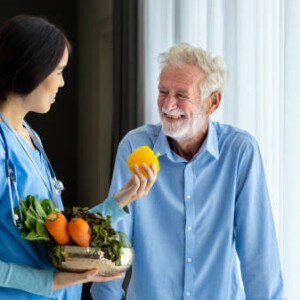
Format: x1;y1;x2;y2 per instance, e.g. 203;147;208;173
160;105;205;141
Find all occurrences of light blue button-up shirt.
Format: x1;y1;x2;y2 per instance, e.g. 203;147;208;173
91;120;285;300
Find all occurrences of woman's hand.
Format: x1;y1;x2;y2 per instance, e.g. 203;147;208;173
113;163;157;208
53;269;124;290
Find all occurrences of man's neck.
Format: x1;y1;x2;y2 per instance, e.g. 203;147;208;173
169;122;209;161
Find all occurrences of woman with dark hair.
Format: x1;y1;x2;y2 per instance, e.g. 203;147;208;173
0;15;157;299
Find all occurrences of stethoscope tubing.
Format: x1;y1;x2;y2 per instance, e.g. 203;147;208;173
0;125;23;225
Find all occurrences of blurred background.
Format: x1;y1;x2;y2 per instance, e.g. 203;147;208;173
1;0;300;299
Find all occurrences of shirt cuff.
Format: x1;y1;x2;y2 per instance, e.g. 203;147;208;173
90;195;129;224
0;261;53;297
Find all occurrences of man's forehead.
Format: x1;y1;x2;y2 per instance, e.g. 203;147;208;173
159;64;205;88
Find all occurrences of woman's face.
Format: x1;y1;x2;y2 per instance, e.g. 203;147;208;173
25;47;69;113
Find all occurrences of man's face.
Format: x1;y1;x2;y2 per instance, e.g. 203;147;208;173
157;64;208;141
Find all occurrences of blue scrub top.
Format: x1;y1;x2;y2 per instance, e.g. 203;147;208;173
0;122;82;299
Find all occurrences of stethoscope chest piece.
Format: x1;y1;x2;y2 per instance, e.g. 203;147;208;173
53;178;65;195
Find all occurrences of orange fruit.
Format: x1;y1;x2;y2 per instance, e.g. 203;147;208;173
127;146;160;177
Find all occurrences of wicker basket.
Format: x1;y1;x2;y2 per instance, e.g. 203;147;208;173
53;246;134;276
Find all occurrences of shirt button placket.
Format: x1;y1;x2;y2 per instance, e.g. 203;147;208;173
184;163;195;299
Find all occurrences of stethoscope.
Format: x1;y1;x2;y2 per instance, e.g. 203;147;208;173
0;111;64;228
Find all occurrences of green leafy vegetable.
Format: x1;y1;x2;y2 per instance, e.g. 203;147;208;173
16;197;131;268
16;196;56;242
63;207;131;264
114;231;131;248
48;243;66;267
40;198;55;216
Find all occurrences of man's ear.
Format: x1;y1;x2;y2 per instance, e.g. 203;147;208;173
208;91;222;114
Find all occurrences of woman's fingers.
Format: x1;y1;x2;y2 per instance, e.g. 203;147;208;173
133;165;148;195
53;270;124;290
133;163;157;196
75;269;124;283
142;163;157;194
130;173;140;194
146;163;157;182
114;162;158;207
89;272;125;283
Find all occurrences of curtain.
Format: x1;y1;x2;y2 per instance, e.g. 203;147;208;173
112;0;138;295
139;0;300;298
111;0;138;172
282;0;300;297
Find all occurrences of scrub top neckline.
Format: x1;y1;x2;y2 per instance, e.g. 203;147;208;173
0;117;39;154
18;124;40;154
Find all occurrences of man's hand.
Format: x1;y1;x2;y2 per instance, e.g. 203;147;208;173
53;269;124;290
114;163;157;208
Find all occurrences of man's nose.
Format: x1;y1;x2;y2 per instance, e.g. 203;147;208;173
163;94;177;111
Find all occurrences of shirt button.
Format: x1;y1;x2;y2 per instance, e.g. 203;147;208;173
187;195;191;199
187;258;192;263
186;292;190;297
187;226;192;231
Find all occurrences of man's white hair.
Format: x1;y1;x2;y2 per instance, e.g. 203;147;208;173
159;43;228;100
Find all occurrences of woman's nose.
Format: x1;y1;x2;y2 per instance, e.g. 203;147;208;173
60;76;65;87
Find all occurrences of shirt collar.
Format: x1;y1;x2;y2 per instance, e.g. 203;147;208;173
153;119;219;162
152;126;174;159
198;119;219;160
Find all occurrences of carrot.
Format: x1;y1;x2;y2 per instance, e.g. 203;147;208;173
67;217;91;247
45;212;72;245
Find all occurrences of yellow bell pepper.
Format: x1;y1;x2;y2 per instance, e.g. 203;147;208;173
127;146;160;177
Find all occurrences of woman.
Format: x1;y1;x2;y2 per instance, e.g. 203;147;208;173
0;15;157;299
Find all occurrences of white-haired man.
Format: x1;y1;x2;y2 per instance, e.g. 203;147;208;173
91;43;285;300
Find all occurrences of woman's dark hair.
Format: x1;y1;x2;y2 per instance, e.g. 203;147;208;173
0;15;71;101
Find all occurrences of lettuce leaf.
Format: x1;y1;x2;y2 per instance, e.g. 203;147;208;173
16;196;55;242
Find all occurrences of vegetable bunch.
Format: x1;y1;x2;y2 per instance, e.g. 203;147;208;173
16;195;130;267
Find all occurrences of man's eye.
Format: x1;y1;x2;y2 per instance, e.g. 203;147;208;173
159;91;168;95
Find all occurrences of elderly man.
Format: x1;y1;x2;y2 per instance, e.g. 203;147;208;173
91;43;285;300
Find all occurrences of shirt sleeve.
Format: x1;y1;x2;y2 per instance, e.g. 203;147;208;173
0;260;53;297
234;138;286;300
89;195;129;224
90;139;134;300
